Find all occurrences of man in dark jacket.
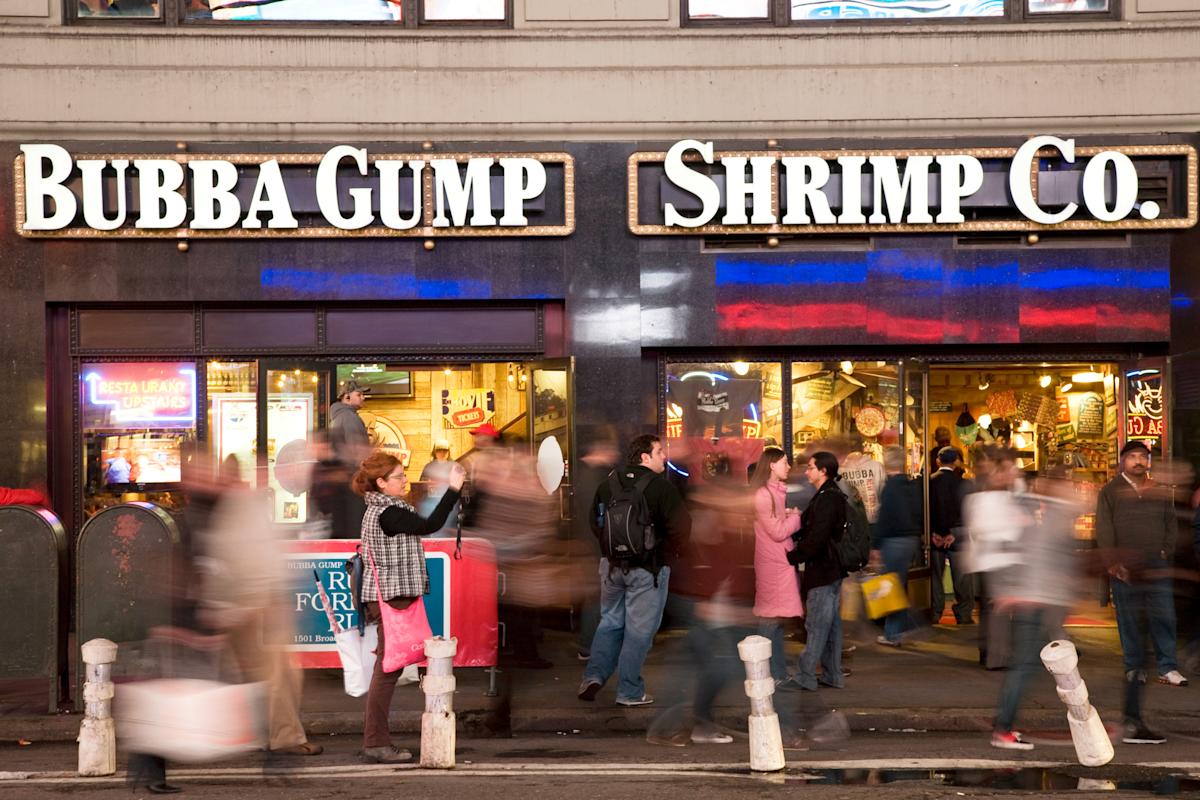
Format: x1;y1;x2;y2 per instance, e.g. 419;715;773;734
578;434;690;707
1097;440;1185;745
327;379;370;537
872;446;923;646
789;451;847;691
930;446;974;625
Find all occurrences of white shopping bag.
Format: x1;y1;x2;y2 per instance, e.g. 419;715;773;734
116;679;266;763
336;623;378;697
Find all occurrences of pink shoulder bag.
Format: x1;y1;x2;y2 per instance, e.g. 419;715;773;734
362;538;432;672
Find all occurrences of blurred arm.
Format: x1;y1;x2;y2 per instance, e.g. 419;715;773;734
379;489;461;537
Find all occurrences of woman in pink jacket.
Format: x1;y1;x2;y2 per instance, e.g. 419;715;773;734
751;447;803;684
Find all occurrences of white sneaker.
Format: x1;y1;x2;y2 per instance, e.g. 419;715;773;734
1158;670;1189;687
616;693;654;707
690;723;734;744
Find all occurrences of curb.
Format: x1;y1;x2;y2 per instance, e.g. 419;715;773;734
7;708;1200;743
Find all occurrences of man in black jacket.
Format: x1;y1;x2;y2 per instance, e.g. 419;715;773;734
578;434;691;707
930;447;974;625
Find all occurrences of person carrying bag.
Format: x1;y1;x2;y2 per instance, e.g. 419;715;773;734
351;451;465;764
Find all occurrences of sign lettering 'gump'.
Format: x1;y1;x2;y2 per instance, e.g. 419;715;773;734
629;136;1198;235
15;145;574;238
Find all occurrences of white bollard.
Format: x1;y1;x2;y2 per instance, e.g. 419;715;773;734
1040;639;1114;767
419;637;458;769
737;635;785;772
78;639;118;777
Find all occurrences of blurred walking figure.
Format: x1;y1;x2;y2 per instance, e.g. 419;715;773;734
750;447;803;683
573;433;621;662
788;451;847;691
328;379;371;537
1097;441;1186;746
353;452;465;763
579;434;691;707
418;439;460;536
975;465;1082;751
872;446;923;646
930;446;974;625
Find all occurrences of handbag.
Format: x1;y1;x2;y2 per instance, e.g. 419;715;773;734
335;624;378;697
363;538;432;673
861;572;909;620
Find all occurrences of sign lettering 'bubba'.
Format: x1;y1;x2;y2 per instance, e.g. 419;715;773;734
17;144;564;236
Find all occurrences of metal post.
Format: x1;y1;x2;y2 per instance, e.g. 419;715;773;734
737;635;785;772
420;637;458;769
1041;640;1114;767
78;638;117;777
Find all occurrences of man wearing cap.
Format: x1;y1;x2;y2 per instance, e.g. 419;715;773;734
328;380;371;537
1097;440;1187;746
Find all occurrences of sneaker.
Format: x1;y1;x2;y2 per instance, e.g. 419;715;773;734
1158;670;1189;687
360;745;413;763
690;723;734;744
1122;724;1166;744
646;730;690;747
990;730;1034;751
876;635;901;648
1126;669;1147;685
577;679;602;701
616;693;654;707
576;651;591;662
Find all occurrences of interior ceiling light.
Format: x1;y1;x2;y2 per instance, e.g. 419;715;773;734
840;361;854;375
1059;382;1073;393
732;361;750;376
1039;374;1052;388
1072;371;1105;383
978;373;991;391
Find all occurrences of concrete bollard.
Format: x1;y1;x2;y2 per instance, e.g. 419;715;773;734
1040;639;1114;767
737;635;785;772
78;639;118;777
419;637;458;769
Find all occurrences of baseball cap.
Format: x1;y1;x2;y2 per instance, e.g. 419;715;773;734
472;423;500;438
1120;440;1151;457
433;438;451;451
338;379;367;397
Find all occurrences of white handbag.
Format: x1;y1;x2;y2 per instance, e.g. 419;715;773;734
116;679;266;763
335;623;378;697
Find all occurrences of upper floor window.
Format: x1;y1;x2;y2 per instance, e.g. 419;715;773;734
74;0;510;24
684;0;1112;22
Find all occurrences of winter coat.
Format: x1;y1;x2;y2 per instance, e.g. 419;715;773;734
793;479;847;595
753;480;803;618
329;401;370;468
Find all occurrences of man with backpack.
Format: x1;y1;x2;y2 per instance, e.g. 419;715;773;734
578;434;691;707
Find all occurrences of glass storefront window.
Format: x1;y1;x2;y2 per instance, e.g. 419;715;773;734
1026;0;1108;11
182;0;506;22
664;360;783;482
423;0;506;19
77;0;159;18
688;0;771;18
791;361;900;461
790;0;1003;19
207;361;257;485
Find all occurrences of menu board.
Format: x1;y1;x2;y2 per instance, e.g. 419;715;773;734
213;393;257;484
1076;393;1105;438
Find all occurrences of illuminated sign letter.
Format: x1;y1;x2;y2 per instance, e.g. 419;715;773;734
317;146;374;230
780;157;835;225
721;155;776;225
837;156;867;225
20;143;76;230
1082;151;1140;222
1010;136;1077;225
242;160;298;229
134;159;188;229
378;160;424;230
431;158;496;228
935;155;984;224
78;159;129;231
189;161;241;230
664;139;720;228
868;155;933;225
498;158;547;227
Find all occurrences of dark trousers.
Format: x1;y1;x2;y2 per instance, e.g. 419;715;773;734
931;548;974;623
363;597;417;749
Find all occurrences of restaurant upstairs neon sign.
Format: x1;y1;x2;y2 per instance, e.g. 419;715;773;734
82;362;197;428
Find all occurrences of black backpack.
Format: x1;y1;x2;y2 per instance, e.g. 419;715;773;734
599;471;658;565
833;484;872;573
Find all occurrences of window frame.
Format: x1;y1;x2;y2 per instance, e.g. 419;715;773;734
67;0;515;27
681;0;1118;25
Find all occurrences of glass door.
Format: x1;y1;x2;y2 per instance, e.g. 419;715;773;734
525;358;574;519
262;362;330;527
899;359;931;606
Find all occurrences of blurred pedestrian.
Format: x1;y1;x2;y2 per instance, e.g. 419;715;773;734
573;432;620;661
1097;441;1186;745
788;451;847;692
328;379;371;537
353;452;465;763
749;447;803;683
965;445;1022;670
872;446;923;647
985;473;1081;750
418;439;460;536
579;434;691;707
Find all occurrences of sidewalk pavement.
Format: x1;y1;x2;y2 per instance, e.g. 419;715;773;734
2;624;1197;743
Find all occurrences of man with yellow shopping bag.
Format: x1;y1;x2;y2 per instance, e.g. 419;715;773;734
870;447;923;646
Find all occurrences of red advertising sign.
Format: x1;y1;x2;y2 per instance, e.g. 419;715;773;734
81;362;197;430
451;407;486;428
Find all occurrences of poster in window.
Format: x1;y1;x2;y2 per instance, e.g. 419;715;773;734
1076;393;1105;438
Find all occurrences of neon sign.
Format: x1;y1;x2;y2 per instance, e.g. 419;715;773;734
1125;368;1164;455
81;362;197;429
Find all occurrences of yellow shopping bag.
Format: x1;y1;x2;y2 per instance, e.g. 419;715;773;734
861;572;909;620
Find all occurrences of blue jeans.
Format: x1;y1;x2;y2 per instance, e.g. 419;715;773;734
583;559;671;702
757;618;790;681
1111;572;1178;674
994;607;1048;732
931;548;974;623
797;579;843;690
880;536;919;642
